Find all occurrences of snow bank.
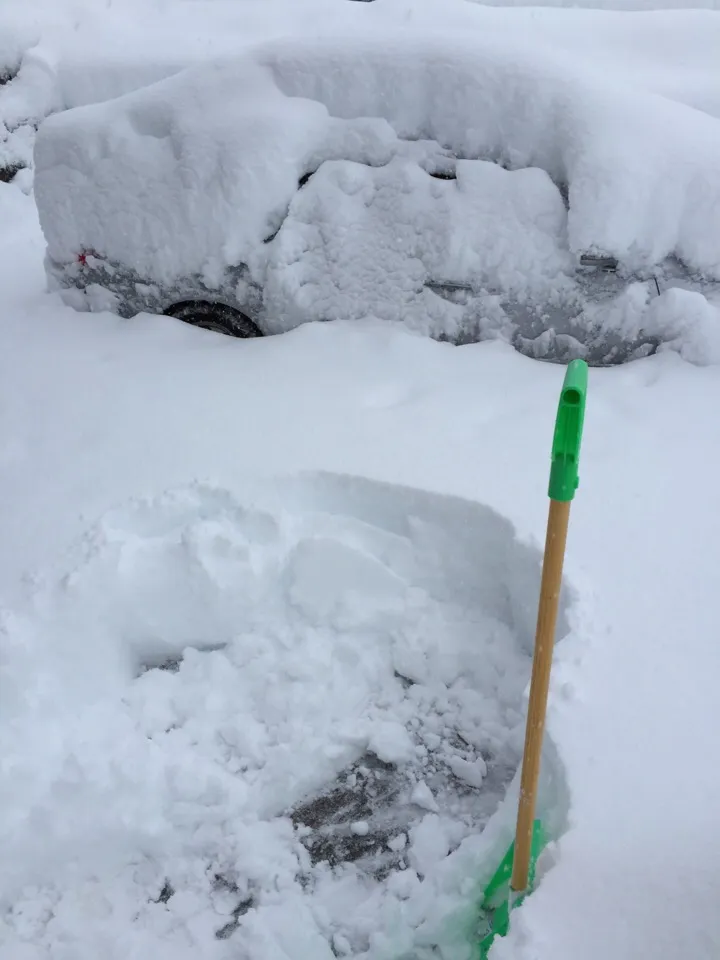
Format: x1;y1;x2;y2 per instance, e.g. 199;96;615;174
0;475;569;959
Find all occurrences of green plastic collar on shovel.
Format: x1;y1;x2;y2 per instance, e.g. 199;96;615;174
477;359;588;959
548;359;588;502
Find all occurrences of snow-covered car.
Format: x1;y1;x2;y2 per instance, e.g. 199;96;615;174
34;38;720;365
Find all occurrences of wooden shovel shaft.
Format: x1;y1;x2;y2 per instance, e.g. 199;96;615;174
511;498;571;893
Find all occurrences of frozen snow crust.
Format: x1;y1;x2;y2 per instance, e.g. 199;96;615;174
0;473;570;960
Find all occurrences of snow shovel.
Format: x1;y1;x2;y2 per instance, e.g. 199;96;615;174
477;358;588;957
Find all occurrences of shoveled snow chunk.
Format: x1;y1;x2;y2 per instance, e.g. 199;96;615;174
388;833;408;852
368;720;415;765
408;814;450;875
447;755;487;788
410;781;439;813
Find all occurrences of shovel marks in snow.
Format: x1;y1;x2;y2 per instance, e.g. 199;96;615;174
5;475;574;953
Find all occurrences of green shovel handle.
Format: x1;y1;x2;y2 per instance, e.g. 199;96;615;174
548;359;588;502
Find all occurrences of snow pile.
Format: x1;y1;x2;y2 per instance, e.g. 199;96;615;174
0;475;567;959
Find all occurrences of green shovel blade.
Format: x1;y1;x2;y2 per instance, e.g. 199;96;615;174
477;820;546;958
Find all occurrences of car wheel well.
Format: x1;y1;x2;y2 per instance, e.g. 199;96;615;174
163;300;262;339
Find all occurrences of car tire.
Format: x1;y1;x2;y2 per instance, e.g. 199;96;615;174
164;300;262;338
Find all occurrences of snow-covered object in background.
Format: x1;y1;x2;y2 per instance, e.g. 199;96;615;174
8;2;720;119
33;36;720;364
0;42;60;183
6;0;720;188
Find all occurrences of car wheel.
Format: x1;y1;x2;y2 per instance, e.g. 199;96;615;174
164;300;262;338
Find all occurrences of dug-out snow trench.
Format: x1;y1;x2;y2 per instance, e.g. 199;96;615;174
5;473;573;951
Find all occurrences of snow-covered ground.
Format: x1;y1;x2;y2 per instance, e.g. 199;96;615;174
2;2;720;960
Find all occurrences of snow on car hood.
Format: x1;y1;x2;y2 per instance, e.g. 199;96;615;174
34;35;720;307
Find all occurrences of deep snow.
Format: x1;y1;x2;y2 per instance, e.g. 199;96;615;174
2;2;720;960
2;177;720;960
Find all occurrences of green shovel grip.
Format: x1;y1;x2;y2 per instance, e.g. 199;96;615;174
548;359;588;502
